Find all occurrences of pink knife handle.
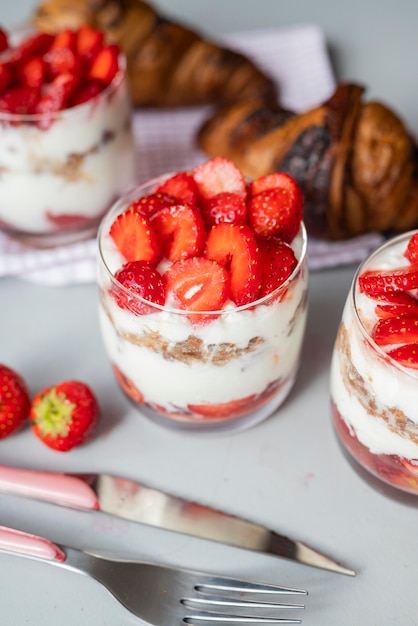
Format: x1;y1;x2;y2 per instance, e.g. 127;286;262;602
0;526;65;562
0;465;99;510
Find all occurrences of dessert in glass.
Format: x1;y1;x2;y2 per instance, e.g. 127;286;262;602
98;157;308;433
0;25;135;247
330;230;418;496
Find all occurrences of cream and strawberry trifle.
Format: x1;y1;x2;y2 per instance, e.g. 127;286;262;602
330;230;418;495
98;157;308;432
0;25;135;246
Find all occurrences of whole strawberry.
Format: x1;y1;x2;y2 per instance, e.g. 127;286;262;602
0;364;31;439
30;380;99;452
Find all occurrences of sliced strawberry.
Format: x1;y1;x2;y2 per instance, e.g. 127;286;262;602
372;316;418;346
46;211;91;229
155;172;200;205
76;25;104;62
88;44;119;85
0;62;12;92
259;238;298;297
50;29;77;52
371;291;418;305
387;343;418;369
112;364;144;404
70;79;103;106
249;171;303;202
4;33;53;65
248;186;303;242
114;261;166;315
188;395;257;419
0;85;40;114
0;28;9;54
201;192;247;228
109;208;161;264
164;257;230;316
193;156;246;201
151;203;205;262
359;265;418;297
18;56;47;89
44;46;81;78
404;231;418;264
131;192;176;218
205;223;261;306
398;457;418;474
375;302;418;319
35;73;79;129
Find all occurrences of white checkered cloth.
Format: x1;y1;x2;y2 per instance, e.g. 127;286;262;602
0;24;383;286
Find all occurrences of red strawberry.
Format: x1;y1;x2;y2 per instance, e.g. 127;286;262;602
114;261;166;315
155;172;200;205
193;156;246;200
359;265;418;297
372;316;418;346
188;394;257;419
4;33;53;65
371;291;418;305
249;171;303;202
109;208;161;264
201;192;247;228
44;46;81;78
259;238;298;297
46;211;91;229
30;380;99;452
375;302;418;319
50;29;77;52
248;187;303;242
205;223;261;306
112;364;144;404
0;364;30;439
0;28;9;54
35;73;79;128
88;44;119;85
0;62;12;92
404;231;418;264
151;204;205;262
131;192;176;218
0;85;40;114
164;257;230;317
387;343;418;369
76;25;104;62
70;80;103;106
18;56;47;89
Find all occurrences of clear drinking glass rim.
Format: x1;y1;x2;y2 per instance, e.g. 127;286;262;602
350;228;418;378
97;174;308;318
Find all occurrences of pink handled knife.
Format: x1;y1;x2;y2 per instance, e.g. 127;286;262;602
0;464;355;576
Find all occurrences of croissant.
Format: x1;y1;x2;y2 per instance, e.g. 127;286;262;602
197;83;418;240
32;0;277;108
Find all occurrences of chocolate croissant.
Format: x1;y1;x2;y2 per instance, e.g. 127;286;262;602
197;83;418;240
32;0;277;108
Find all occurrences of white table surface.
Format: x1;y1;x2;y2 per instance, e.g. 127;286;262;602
0;1;417;624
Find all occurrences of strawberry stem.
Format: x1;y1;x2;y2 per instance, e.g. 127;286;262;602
32;389;75;438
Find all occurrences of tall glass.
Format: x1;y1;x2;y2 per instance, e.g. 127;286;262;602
0;58;135;248
330;231;418;496
98;176;309;433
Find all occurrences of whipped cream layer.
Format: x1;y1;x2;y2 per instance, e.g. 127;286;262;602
0;73;135;235
99;229;308;416
330;234;418;459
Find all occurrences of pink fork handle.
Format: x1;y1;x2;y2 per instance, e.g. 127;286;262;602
0;526;65;562
0;465;99;510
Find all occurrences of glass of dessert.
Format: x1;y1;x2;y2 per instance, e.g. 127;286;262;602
0;25;135;247
330;230;418;496
98;157;308;433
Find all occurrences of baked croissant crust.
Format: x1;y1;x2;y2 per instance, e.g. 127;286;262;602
197;83;418;240
32;0;277;107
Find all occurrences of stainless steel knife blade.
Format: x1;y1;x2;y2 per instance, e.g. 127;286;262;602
0;465;355;576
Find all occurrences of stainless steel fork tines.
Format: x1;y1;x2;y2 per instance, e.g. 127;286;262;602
0;525;307;625
181;576;307;624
